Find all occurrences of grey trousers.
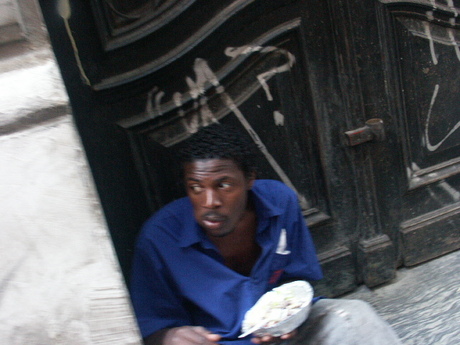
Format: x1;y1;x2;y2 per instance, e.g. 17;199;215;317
283;299;403;345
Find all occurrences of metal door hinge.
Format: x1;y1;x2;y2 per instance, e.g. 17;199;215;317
344;118;385;146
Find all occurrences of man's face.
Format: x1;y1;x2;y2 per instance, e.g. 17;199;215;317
184;159;255;238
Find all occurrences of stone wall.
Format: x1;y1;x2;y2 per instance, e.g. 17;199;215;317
0;15;142;345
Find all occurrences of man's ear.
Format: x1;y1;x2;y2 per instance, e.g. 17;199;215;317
246;171;256;189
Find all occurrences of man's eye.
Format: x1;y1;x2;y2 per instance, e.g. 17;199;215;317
219;182;231;189
190;185;203;193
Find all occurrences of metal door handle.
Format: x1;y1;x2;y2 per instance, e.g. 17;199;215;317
344;118;385;146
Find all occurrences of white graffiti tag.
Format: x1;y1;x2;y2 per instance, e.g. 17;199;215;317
144;45;309;209
425;84;460;152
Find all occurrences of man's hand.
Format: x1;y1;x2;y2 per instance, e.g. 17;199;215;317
250;329;298;344
152;326;221;345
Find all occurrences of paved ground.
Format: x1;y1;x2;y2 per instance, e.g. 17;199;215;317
342;250;460;345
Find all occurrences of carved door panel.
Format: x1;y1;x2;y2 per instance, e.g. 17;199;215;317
319;0;460;289
39;0;460;297
374;1;460;266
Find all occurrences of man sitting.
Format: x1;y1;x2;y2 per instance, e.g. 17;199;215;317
130;123;402;345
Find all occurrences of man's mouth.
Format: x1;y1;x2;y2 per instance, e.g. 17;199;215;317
202;214;226;230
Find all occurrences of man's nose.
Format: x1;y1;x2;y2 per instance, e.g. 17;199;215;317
203;189;221;208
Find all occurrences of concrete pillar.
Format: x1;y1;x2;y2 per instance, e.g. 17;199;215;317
0;46;142;344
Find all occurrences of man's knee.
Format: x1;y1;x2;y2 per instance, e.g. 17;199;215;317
331;299;376;314
293;299;401;345
310;299;386;327
313;298;373;313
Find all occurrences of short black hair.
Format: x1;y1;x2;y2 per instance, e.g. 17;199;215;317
179;123;258;177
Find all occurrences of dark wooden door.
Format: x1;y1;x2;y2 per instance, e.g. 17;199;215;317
356;1;460;268
39;0;460;297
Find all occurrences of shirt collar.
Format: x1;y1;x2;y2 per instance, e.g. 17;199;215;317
178;198;205;248
250;181;284;219
178;180;283;248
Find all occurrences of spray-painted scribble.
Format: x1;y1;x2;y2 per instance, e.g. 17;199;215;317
144;45;309;208
387;4;460;63
58;0;91;85
424;84;460;152
226;45;295;126
195;54;309;208
274;111;285;126
423;21;438;65
446;0;459;17
173;92;185;117
146;86;166;118
397;15;460;63
231;46;295;103
386;3;460;152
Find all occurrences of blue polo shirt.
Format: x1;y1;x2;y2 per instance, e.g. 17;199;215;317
130;179;323;344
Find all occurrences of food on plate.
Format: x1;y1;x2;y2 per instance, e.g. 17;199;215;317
241;280;313;337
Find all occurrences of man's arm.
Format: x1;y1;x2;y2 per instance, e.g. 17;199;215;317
144;326;221;345
130;228;195;340
144;328;169;345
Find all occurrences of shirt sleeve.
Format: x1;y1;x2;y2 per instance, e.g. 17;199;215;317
130;227;192;339
281;190;323;282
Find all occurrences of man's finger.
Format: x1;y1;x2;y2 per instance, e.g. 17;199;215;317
190;326;221;343
251;334;275;344
280;329;298;339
